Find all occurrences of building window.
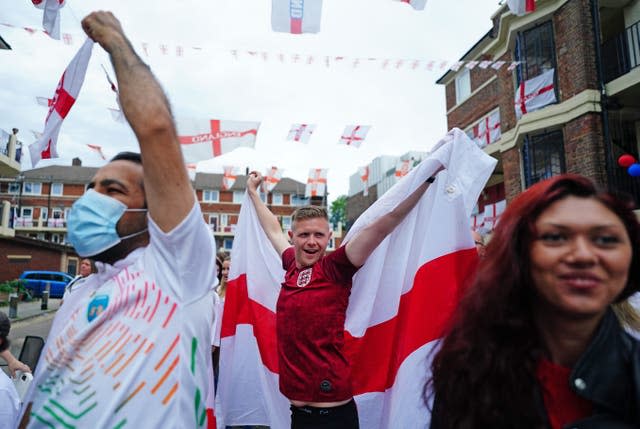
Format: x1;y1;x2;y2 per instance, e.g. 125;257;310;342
272;193;284;205
291;195;309;206
202;189;219;202
21;207;33;219
67;257;79;276
515;21;557;86
282;215;292;231
23;182;42;195
223;238;234;250
52;234;61;244
455;68;471;104
209;214;218;232
220;213;228;227
8;183;20;194
51;182;63;196
40;207;48;220
233;191;244;203
522;130;566;188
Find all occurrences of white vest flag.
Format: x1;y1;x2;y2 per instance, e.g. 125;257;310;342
218;128;497;428
514;68;556;119
358;166;369;196
223;166;239;190
339;125;371;147
32;0;66;40
263;166;283;193
287;123;315;143
177;119;260;163
271;0;323;34
305;168;327;198
29;38;94;167
395;0;428;10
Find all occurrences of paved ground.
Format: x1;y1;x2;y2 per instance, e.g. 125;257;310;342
1;298;60;376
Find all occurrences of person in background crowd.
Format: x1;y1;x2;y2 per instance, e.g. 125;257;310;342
61;258;96;304
0;311;21;429
428;174;640;428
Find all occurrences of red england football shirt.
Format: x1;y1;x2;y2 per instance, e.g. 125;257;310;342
276;246;359;402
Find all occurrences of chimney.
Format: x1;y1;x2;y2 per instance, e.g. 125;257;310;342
72;157;82;166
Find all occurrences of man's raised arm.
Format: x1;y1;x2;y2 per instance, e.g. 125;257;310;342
345;167;443;267
82;12;192;232
246;172;290;256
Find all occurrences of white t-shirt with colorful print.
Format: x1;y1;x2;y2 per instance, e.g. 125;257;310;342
23;203;216;429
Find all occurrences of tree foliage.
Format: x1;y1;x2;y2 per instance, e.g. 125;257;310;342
329;195;347;229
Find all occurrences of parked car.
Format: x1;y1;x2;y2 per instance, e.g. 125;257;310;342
19;271;74;299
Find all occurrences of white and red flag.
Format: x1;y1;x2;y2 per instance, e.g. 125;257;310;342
305;168;327;198
470;110;501;148
217;128;497;428
481;199;506;233
271;0;323;34
36;96;53;107
395;159;412;179
286;123;315;143
339;125;371;147
177;119;260;163
263;166;282;193
358;165;369;196
471;211;485;232
507;0;536;15
394;0;427;10
31;0;66;40
223;165;239;190
86;144;106;160
29;38;93;167
514;68;556;119
101;64;124;122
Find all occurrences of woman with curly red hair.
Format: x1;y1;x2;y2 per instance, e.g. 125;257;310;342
428;174;640;428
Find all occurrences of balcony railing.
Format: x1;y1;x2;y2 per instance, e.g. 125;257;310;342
13;217;66;229
602;20;640;83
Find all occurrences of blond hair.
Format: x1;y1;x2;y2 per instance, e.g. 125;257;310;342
291;206;328;228
613;300;640;333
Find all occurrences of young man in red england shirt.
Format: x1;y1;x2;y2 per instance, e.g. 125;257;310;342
247;168;441;429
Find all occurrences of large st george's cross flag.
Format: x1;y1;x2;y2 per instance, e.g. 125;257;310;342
216;128;497;428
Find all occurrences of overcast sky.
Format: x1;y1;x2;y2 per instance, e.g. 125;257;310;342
0;0;503;200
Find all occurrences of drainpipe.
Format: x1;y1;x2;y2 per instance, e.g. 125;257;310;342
590;0;614;188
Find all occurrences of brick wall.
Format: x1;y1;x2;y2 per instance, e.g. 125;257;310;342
502;147;522;202
345;187;379;231
564;113;606;184
0;237;72;281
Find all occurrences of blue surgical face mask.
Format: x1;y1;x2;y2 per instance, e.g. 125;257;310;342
67;189;148;257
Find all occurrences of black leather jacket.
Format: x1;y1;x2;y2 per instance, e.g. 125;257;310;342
430;309;640;428
537;309;640;428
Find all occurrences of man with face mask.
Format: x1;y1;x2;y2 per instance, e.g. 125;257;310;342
18;11;216;428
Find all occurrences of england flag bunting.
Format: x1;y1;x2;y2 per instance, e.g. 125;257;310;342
395;159;412;179
36;96;53;107
507;0;536;16
86;144;106;160
395;0;428;11
287;123;315;143
29;38;94;167
339;125;371;147
514;68;556;119
223;166;239;191
481;199;506;233
31;0;66;40
358;166;369;196
470;110;501;149
217;128;496;428
177;119;260;164
305;168;327;198
271;0;323;34
263;166;282;193
101;64;124;122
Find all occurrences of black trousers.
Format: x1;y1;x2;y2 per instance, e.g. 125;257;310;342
290;399;359;429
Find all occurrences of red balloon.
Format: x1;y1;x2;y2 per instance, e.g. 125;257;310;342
618;154;636;168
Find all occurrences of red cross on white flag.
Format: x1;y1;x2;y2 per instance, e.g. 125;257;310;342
395;159;412;179
305;168;327;198
339;125;371;148
222;166;238;190
286;123;316;144
29;38;93;167
86;144;106;160
395;0;428;10
271;0;323;34
262;166;282;193
31;0;66;40
514;68;556;119
36;96;53;107
177;119;260;163
481;199;506;233
471;110;501;149
507;0;536;15
358;166;369;196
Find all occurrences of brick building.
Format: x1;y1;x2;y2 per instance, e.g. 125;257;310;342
0;163;334;280
435;0;640;230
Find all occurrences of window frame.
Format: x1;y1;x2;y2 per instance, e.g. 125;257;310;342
202;189;220;203
455;68;471;104
522;130;566;188
50;182;64;196
514;21;558;91
23;182;42;195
